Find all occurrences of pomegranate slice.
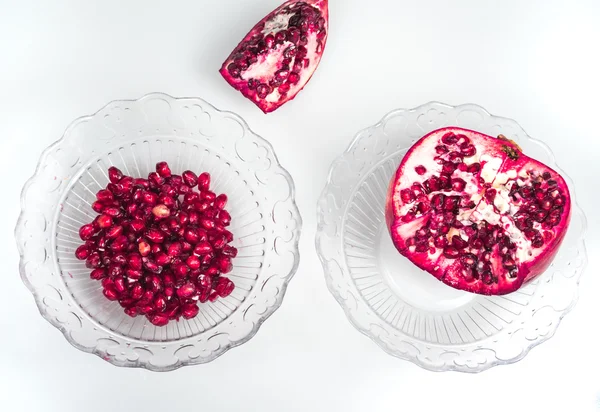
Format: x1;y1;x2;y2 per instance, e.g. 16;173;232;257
220;0;329;113
386;127;571;295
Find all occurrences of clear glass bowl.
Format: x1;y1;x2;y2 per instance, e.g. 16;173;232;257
15;93;302;371
316;102;587;373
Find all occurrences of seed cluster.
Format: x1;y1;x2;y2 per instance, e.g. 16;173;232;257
74;162;237;327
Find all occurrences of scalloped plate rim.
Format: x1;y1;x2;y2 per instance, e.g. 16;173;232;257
15;92;303;371
315;101;587;373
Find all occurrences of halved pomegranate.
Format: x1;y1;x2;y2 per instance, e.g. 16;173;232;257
385;127;571;295
220;0;329;113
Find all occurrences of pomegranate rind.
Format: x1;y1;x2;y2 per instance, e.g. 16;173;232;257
386;127;571;295
220;0;329;113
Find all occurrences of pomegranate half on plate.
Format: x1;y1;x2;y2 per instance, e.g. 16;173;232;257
316;102;587;372
386;127;571;295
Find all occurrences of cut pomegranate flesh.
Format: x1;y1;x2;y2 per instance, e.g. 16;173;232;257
74;162;237;326
385;127;571;295
220;0;328;113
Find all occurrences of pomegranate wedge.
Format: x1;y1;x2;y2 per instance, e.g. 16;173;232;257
386;127;571;295
220;0;329;113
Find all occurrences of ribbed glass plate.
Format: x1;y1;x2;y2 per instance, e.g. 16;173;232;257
16;93;301;371
316;102;587;373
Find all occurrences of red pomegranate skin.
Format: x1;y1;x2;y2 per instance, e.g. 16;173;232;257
386;127;571;295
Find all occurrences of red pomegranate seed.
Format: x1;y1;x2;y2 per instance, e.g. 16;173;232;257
149;313;169;326
198;286;211;303
194;241;213;255
103;286;120;301
96;215;113;228
188;211;200;225
414;165;427;175
131;284;144;300
153;294;167;312
139;289;155;305
200;218;216;230
460;144;477;157
167;242;182;257
169;175;183;187
212;235;227;250
108;166;124;183
90;268;106;280
182;170;198;187
197;173;210;191
108;264;124;278
186;255;201;270
75;245;90;260
164;286;175;298
161;184;177;197
184;228;200;243
194;200;210;212
101;277;114;289
177;184;191;195
184;192;200;204
133;178;149;189
156;162;171;178
127;219;143;233
222;245;238;258
215;256;233;274
165;301;181;319
208;290;220;302
106;225;124;239
146;228;166;243
218;210;232;226
138;305;154;315
110;235;129;252
201;191;216;202
467;163;481;174
126;269;143;280
155;253;171;266
144;258;162;274
124;306;138;317
92;201;105;213
174;263;190;278
96;189;114;203
181;303;200;319
198;253;212;267
215;277;235;298
148;172;164;187
142;191;158;205
177;282;196;299
215;194;228;209
114;277;127;293
127;253;143;270
79;224;95;240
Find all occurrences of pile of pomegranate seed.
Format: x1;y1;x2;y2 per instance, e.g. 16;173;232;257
74;162;237;326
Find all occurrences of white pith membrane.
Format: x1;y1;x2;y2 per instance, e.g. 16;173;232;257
220;0;328;113
389;128;569;294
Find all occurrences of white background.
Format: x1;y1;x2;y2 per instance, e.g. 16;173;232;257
1;0;599;411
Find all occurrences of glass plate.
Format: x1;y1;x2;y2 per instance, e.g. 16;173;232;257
316;102;587;373
15;93;302;371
